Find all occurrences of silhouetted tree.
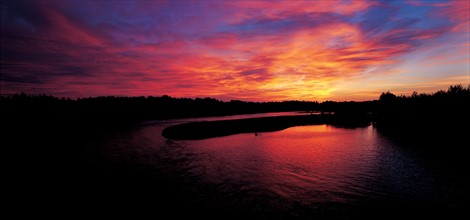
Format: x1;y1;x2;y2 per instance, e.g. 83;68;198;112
375;84;469;146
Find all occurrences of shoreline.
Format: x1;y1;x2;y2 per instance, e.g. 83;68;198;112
162;114;370;140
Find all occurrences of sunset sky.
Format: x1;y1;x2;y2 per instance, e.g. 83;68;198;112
1;0;469;101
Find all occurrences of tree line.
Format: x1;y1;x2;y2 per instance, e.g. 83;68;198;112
1;85;468;129
376;85;469;143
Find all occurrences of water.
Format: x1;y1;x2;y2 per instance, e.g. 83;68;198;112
96;113;467;218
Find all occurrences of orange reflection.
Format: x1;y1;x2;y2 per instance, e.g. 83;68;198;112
188;125;379;204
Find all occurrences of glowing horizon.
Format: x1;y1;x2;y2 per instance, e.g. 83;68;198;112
1;0;469;101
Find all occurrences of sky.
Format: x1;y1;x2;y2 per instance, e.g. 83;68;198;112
1;0;469;101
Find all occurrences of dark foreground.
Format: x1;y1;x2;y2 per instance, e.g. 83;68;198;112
6;126;465;219
2;86;469;218
4;115;468;219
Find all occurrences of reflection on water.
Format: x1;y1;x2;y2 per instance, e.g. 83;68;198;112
98;115;467;217
185;125;439;206
189;126;378;203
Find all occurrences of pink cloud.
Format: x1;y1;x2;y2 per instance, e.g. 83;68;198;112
1;1;467;101
438;0;470;32
225;0;375;23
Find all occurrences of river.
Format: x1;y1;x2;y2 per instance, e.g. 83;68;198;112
93;112;467;218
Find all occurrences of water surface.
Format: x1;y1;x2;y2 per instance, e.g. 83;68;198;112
96;113;467;218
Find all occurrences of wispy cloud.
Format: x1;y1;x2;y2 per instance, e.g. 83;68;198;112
1;0;468;100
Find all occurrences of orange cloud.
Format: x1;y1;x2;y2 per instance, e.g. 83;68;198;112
1;1;467;101
175;21;419;101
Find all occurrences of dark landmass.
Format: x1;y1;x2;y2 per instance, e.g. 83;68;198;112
1;84;468;168
162;84;469;141
162;113;370;140
375;85;469;148
0;93;377;124
1;85;469;218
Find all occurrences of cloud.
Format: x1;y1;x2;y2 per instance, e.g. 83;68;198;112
436;0;470;32
1;0;468;101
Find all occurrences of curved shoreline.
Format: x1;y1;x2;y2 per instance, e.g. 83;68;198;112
162;114;370;140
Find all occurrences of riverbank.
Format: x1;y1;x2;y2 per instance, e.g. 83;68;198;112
162;114;370;140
